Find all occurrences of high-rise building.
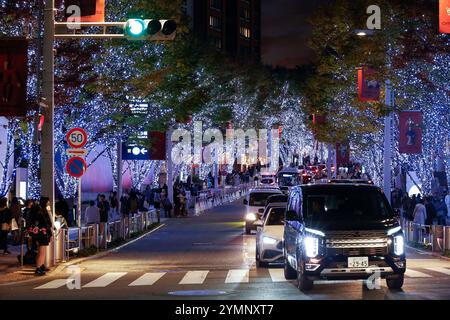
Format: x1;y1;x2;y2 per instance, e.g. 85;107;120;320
184;0;261;62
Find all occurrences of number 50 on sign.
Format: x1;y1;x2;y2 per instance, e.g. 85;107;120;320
66;128;88;149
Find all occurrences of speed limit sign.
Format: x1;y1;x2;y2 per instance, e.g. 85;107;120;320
66;128;88;149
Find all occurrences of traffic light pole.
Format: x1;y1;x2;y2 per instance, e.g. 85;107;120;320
42;0;55;267
383;80;394;204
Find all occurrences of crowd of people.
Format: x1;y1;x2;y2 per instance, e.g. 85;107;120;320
0;196;54;276
391;189;450;226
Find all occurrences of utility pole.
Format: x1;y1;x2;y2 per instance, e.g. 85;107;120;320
383;80;394;204
42;0;55;267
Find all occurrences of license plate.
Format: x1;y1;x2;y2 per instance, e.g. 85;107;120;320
348;257;369;268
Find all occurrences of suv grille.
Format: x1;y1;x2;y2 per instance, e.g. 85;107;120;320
325;230;389;256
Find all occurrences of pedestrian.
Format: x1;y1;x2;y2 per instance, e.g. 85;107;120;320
412;199;427;242
85;200;100;225
9;197;22;244
445;190;450;224
55;195;70;227
128;192;138;215
0;197;12;255
153;187;161;222
109;191;118;220
162;195;173;218
28;197;53;276
97;195;110;243
434;197;447;226
179;191;187;217
424;197;437;226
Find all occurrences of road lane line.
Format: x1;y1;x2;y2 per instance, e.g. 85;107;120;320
83;272;127;288
128;273;165;286
34;279;69;289
179;271;209;284
225;269;249;283
405;269;432;278
425;267;450;276
268;269;287;282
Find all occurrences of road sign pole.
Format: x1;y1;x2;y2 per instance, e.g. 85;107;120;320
167;130;173;204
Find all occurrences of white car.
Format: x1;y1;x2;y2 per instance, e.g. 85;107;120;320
244;188;282;234
255;205;286;267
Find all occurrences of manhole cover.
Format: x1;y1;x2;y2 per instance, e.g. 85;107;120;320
168;290;227;296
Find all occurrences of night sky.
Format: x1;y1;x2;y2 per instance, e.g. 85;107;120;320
261;0;329;68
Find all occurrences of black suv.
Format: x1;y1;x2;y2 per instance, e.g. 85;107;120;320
283;184;406;291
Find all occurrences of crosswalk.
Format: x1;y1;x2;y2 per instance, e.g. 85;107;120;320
34;267;450;290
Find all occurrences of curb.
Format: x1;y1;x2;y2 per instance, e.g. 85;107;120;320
0;223;166;286
406;245;450;261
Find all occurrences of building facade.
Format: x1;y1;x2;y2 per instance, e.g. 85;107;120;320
185;0;261;62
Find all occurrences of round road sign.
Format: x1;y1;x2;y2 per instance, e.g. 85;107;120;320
66;128;88;149
66;156;87;178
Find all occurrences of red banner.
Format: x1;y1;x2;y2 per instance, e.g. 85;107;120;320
311;114;326;139
65;0;105;22
148;131;166;160
0;38;28;117
399;111;423;154
358;67;380;102
440;0;450;33
336;143;350;165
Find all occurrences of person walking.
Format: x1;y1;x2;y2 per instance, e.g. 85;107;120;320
153;188;161;223
85;201;100;225
109;191;118;220
28;197;53;276
9;197;22;244
128;192;138;216
97;195;110;245
162;194;173;218
0;197;12;255
445;190;450;225
179;191;187;217
413;199;427;242
424;197;437;226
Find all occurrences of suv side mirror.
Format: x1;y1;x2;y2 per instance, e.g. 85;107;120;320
243;199;248;205
393;208;400;218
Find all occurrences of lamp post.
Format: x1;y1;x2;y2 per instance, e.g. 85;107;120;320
354;29;393;203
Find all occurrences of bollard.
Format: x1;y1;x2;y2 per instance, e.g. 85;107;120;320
54;228;65;263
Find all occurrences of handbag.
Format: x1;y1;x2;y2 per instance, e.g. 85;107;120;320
11;218;19;231
1;222;10;232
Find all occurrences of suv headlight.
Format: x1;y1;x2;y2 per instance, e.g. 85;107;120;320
245;213;257;221
394;235;404;255
304;236;319;258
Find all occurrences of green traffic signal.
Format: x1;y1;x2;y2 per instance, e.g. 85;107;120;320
125;19;146;37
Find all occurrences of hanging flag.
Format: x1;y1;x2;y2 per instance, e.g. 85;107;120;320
148;131;166;160
358;67;380;102
65;0;105;22
0;38;28;117
336;143;350;166
399;111;423;154
440;0;450;33
311;114;326;140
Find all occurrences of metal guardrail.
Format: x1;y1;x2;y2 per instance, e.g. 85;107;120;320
400;219;450;254
192;184;252;215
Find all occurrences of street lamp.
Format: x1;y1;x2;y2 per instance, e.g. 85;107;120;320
354;29;393;204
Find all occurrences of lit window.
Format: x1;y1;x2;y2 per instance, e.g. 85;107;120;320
209;15;221;30
240;26;251;39
240;8;250;20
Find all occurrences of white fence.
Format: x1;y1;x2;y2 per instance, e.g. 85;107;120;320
400;219;450;254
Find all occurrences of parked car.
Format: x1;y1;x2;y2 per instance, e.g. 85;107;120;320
283;183;405;291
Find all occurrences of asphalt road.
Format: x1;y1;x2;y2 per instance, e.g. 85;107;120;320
2;200;450;300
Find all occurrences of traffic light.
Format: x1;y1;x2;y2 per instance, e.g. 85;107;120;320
124;19;177;40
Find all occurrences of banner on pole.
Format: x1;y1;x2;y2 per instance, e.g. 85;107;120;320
358;67;380;102
399;111;423;154
0;38;28;117
148;131;166;160
65;0;105;22
439;0;450;34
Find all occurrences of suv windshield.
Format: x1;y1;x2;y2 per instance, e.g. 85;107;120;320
249;192;279;206
303;188;392;224
265;207;285;225
278;175;297;186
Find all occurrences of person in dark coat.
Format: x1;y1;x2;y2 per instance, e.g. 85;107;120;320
28;197;53;276
0;197;12;255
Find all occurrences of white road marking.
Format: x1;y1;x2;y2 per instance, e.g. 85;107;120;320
405;269;432;278
425;267;450;276
83;272;127;288
225;269;249;283
268;268;287;282
128;273;166;286
179;271;209;284
34;279;70;289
